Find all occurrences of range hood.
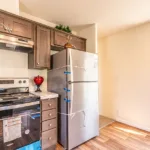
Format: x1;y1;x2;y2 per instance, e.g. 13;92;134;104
0;34;34;53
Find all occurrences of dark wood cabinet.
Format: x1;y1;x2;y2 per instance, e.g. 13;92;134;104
41;98;57;150
0;12;33;39
6;16;33;39
51;29;86;51
0;10;87;69
29;25;50;69
51;30;68;47
71;36;86;51
0;13;7;33
36;26;50;68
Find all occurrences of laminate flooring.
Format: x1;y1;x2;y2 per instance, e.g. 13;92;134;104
56;122;150;150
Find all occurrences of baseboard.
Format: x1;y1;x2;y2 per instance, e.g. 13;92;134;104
99;120;115;130
116;117;150;132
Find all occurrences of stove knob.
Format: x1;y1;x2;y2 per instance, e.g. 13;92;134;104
18;80;22;84
23;80;26;83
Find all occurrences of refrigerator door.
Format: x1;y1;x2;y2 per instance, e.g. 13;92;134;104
66;49;99;149
68;105;99;150
67;48;98;82
68;82;98;114
67;82;99;150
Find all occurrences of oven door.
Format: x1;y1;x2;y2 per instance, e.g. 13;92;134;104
0;103;40;150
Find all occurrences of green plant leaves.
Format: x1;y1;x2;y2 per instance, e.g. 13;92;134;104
55;24;72;33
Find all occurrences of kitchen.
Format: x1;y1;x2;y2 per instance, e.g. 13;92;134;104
0;1;98;150
0;0;150;150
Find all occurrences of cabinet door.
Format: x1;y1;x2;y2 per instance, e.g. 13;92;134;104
71;36;86;51
5;16;33;39
0;12;33;39
36;26;50;68
52;30;68;47
0;13;8;33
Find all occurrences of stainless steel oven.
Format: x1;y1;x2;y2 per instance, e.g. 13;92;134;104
0;103;40;150
0;78;41;150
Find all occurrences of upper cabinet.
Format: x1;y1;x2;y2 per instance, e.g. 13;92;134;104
0;10;87;69
0;12;33;39
71;36;86;51
51;30;86;51
29;25;50;69
0;13;7;33
36;26;50;68
51;30;68;47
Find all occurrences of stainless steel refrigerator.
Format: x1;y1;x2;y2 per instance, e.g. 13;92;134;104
48;48;99;150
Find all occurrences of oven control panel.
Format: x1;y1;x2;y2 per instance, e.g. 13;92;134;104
0;78;29;88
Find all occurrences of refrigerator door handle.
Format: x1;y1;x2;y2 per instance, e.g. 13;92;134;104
83;111;86;127
74;65;86;71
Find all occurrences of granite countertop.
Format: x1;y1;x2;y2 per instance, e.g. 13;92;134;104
30;91;58;100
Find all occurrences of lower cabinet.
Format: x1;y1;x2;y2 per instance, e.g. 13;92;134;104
41;98;57;150
41;128;57;150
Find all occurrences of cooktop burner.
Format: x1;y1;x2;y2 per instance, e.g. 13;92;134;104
0;93;37;101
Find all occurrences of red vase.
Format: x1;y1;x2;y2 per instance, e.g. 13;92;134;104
34;75;44;92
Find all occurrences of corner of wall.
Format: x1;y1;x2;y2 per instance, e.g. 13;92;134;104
77;24;97;54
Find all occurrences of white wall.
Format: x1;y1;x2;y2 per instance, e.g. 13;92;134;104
20;12;56;28
0;50;47;91
99;22;150;131
0;0;19;14
77;24;97;53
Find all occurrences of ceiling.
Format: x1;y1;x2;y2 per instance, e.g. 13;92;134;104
20;0;150;37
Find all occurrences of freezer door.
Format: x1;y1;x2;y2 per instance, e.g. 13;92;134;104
67;49;98;82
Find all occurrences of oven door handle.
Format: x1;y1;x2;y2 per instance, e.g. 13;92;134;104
0;101;40;111
30;113;40;119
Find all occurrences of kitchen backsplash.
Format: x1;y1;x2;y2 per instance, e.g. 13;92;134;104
0;49;47;91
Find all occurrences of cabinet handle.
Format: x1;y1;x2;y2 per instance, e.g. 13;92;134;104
49;124;52;126
49;113;52;116
0;23;10;32
48;137;52;140
37;62;39;65
48;104;52;106
8;28;12;33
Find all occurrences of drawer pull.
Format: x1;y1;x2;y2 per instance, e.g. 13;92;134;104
49;104;52;106
49;113;52;116
49;124;52;126
48;137;52;140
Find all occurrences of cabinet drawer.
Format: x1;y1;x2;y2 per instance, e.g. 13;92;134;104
42;98;57;111
42;109;56;121
42;118;57;132
42;128;57;150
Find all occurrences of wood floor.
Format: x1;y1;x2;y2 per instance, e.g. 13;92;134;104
99;115;114;129
56;122;150;150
